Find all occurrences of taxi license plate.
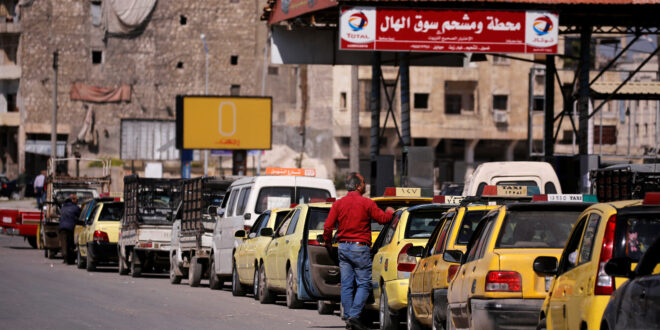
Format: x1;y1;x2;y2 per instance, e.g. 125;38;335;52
3;217;12;223
545;276;553;291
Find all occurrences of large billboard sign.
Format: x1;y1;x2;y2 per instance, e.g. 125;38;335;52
176;96;272;150
340;7;558;54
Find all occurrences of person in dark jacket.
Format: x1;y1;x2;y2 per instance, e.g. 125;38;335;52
323;173;395;330
59;194;81;265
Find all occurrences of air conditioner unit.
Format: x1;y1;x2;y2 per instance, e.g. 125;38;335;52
493;110;508;123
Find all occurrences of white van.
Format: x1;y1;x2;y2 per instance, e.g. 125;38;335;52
209;174;336;288
462;161;562;196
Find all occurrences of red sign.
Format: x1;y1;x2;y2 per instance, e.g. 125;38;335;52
269;0;338;25
340;7;558;54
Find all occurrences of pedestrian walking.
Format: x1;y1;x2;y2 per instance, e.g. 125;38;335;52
16;168;26;199
59;193;81;265
34;170;46;208
323;173;395;330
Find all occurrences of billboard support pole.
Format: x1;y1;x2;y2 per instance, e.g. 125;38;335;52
370;52;381;196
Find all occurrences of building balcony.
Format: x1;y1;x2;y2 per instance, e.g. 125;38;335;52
0;64;20;80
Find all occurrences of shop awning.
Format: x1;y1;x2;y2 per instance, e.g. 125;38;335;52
591;81;660;100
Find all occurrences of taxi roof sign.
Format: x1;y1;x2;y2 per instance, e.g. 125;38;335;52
383;187;433;198
481;185;540;197
265;167;316;177
532;194;598;203
433;195;464;205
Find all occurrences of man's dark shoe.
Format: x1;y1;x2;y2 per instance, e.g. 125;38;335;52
347;317;369;330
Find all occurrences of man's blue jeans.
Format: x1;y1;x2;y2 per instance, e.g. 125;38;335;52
338;242;372;320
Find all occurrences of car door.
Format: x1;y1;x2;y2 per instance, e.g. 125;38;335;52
237;212;268;279
547;214;589;330
626;238;660;329
219;185;251;275
411;217;443;320
423;213;454;317
269;208;300;289
371;210;402;306
298;209;340;301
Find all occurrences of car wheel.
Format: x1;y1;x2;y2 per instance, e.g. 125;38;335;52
130;250;142;277
27;236;38;249
253;267;260;300
407;295;423;330
169;253;182;284
380;289;398;330
208;255;222;290
118;249;129;275
536;316;547;330
47;249;57;259
76;247;86;269
188;257;202;287
232;262;247;296
431;299;445;330
286;267;304;309
86;250;96;272
446;306;455;330
317;300;335;315
258;263;276;304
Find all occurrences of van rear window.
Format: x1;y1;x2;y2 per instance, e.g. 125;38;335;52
255;187;331;214
495;210;580;249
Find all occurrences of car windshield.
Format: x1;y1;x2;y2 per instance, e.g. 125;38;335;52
255;187;331;214
99;203;124;221
496;210;580;249
307;207;330;231
455;210;489;245
404;209;445;239
619;214;660;261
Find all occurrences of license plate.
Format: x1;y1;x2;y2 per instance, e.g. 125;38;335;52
2;217;12;224
545;276;553;291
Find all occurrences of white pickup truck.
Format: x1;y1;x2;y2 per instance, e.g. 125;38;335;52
462;161;562;196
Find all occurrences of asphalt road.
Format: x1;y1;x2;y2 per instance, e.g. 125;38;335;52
0;235;347;329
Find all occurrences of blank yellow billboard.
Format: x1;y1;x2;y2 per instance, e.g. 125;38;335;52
176;96;272;150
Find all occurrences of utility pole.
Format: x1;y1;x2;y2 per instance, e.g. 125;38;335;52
201;34;209;176
349;66;359;173
51;51;58;160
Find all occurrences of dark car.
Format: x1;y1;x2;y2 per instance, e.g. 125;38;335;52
0;175;17;198
602;236;660;330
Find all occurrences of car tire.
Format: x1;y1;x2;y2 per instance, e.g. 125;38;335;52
252;267;260;300
118;249;129;275
446;306;455;330
258;263;276;304
27;236;38;249
76;248;86;269
44;247;48;258
286;267;304;309
130;250;142;278
47;249;57;259
208;255;222;290
169;254;182;284
536;317;547;330
232;262;247;296
407;295;424;330
86;250;96;272
317;300;335;315
431;300;445;330
189;257;202;287
380;290;398;330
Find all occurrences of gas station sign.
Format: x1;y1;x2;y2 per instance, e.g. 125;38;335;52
340;7;558;54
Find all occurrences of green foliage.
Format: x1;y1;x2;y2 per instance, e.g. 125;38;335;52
88;158;124;168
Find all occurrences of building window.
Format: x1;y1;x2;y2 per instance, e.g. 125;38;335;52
359;79;397;112
594;125;617;144
493;95;508;111
445;81;476;114
6;93;17;112
176;61;184;69
91;1;102;26
268;66;278;75
492;55;509;65
414;93;429;110
92;50;103;64
230;85;240;96
230;55;238;65
413;138;428;146
179;15;187;25
533;96;544;111
340;137;350;147
340;92;347;110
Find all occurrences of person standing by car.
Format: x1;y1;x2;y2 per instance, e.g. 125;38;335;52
323;173;395;330
16;168;26;199
33;170;46;207
59;194;80;265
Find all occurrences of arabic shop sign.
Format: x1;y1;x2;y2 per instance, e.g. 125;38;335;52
339;7;558;54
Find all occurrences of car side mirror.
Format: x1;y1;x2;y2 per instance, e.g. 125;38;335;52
443;250;464;264
605;257;633;278
243;213;251;220
234;229;246;239
260;227;273;237
533;256;558;276
316;234;325;244
407;246;424;258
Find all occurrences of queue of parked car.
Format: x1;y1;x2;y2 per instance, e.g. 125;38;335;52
15;162;659;330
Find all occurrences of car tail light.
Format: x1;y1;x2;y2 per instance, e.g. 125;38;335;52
485;271;522;292
326;198;336;203
595;214;616;295
2;184;6;189
447;264;460;282
397;243;417;278
93;230;109;243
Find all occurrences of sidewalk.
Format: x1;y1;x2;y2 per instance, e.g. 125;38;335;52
0;198;39;210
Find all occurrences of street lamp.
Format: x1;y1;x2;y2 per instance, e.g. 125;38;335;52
201;33;209;176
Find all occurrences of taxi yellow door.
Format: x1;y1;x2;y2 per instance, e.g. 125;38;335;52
80;204;102;256
547;213;591;329
422;214;454;318
269;209;300;288
371;211;402;306
237;213;269;280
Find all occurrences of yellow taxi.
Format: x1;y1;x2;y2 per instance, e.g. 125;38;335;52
447;197;594;330
232;207;291;298
370;187;434;242
76;199;124;272
536;193;660;330
407;204;499;329
259;202;332;308
368;203;453;329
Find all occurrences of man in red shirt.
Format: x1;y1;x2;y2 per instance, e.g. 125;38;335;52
323;173;394;329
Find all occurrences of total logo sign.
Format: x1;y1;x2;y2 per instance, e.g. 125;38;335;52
340;7;376;45
525;11;559;48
